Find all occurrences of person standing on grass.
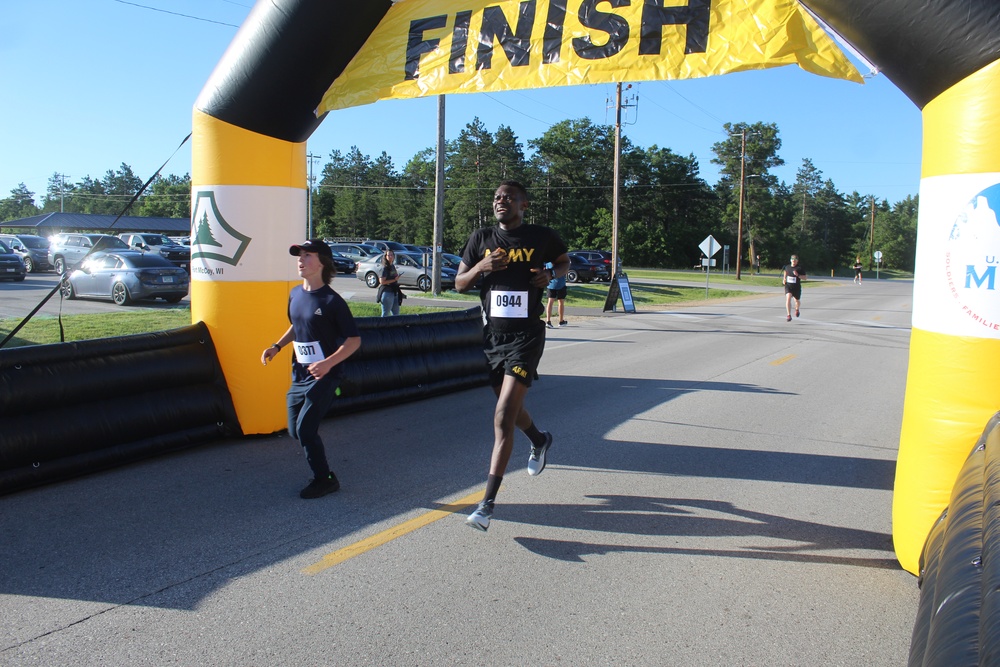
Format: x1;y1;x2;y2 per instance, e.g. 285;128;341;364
261;239;361;499
455;180;570;532
377;250;402;316
544;261;567;328
781;255;806;321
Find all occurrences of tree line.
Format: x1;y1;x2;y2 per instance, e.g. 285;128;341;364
1;118;918;271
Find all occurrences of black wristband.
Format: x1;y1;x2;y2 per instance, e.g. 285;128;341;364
270;343;281;351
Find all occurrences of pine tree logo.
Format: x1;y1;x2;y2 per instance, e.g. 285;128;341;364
193;211;222;247
190;190;251;265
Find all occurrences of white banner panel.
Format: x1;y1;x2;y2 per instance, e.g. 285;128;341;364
913;173;1000;338
189;185;306;283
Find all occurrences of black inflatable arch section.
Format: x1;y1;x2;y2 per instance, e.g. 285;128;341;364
0;323;240;495
336;307;490;413
0;308;488;495
799;0;1000;108
908;412;1000;666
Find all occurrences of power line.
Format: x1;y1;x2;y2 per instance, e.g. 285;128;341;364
657;81;727;126
111;0;240;27
481;93;552;126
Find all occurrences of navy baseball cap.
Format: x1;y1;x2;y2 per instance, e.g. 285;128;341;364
289;239;332;257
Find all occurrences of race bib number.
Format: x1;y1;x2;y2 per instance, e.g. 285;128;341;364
293;340;325;364
786;275;797;284
491;290;528;318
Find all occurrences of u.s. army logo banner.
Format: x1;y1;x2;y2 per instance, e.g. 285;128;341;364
317;0;861;113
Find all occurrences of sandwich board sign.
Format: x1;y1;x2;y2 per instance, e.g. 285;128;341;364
603;272;636;313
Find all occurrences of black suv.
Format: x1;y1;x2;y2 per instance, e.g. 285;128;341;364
119;233;191;272
566;253;610;283
0;234;52;272
0;239;26;281
569;250;613;280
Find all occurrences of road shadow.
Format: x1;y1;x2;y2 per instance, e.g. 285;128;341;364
0;374;897;611
510;496;897;570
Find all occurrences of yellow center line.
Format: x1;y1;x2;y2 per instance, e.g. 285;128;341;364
771;354;796;366
301;490;484;575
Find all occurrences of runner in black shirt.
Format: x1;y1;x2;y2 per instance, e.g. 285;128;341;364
781;255;806;321
261;239;361;499
457;180;570;531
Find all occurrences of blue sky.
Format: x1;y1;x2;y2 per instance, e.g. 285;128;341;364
1;1;922;208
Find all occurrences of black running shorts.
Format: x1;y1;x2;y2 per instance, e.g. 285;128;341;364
483;320;546;388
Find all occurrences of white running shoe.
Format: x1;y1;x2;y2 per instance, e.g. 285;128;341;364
527;432;553;476
466;500;494;531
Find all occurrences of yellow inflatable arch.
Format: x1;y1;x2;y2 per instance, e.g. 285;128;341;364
191;0;1000;574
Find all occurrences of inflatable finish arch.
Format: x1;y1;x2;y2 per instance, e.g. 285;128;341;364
799;0;1000;574
192;0;1000;573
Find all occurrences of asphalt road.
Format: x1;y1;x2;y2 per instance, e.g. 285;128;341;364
0;278;919;665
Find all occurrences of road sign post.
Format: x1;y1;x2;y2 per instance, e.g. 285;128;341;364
699;235;722;297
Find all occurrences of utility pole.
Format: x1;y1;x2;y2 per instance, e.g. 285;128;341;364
869;195;876;271
55;173;67;212
735;130;747;280
610;82;636;278
432;95;446;295
732;129;761;280
307;152;320;238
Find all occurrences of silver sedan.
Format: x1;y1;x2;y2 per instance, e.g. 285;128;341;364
61;251;190;306
355;252;456;292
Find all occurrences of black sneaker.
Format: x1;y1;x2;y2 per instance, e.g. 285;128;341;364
466;500;494;531
300;473;340;499
527;432;553;476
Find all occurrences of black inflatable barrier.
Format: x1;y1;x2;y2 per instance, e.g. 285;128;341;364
334;306;489;415
909;412;1000;666
0;307;490;495
0;323;240;495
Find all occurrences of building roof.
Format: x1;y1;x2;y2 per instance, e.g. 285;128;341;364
0;212;189;236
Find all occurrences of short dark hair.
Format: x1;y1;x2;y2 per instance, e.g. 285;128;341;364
498;180;528;200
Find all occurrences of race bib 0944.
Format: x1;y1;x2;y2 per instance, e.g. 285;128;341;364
491;290;528;318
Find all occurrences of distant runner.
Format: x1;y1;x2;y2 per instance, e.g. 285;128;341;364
781;255;806;321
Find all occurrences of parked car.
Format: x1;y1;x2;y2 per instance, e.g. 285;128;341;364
0;234;53;272
356;252;456;292
119;233;191;271
441;252;483;288
566;252;610;283
329;250;357;274
326;242;380;262
364;239;409;253
49;233;130;274
60;251;189;305
569;250;613;280
402;244;432;255
0;240;26;281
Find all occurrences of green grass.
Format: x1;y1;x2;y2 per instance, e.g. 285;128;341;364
626;268;778;286
428;281;752;307
627;267;913;283
0;302;446;348
1;278;758;348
